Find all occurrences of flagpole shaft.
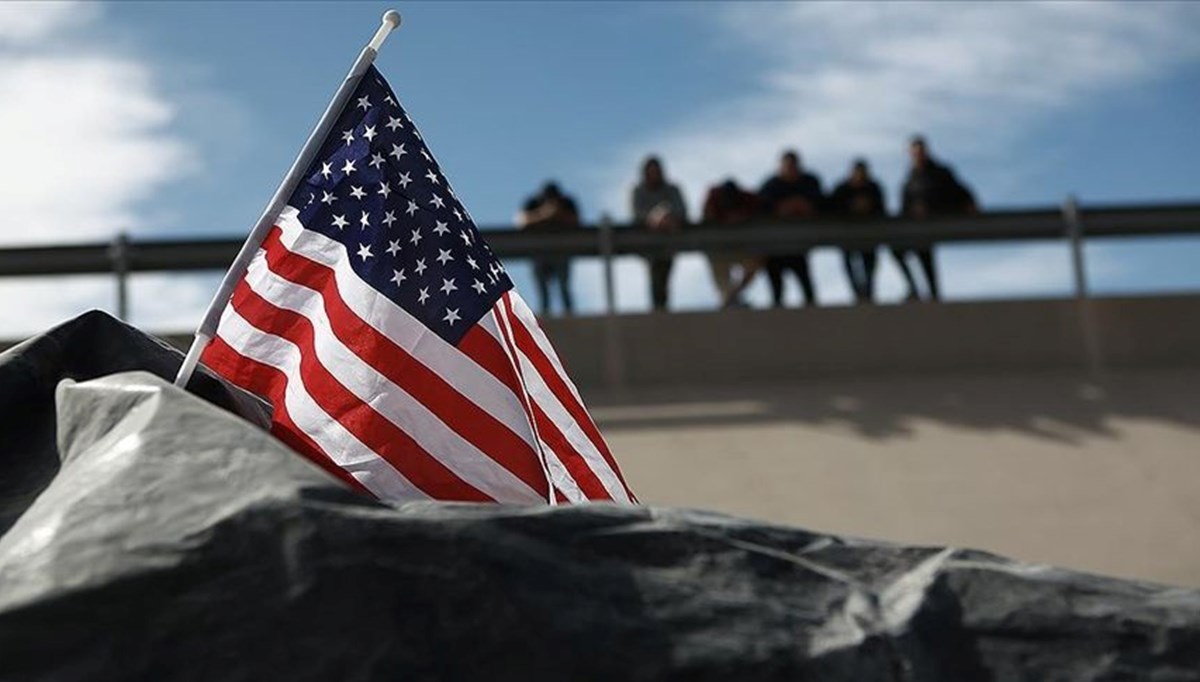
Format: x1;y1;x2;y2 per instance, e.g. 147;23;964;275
174;10;402;388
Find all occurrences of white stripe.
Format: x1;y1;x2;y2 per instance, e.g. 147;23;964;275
213;305;428;503
496;296;632;503
239;252;545;504
272;206;538;449
505;291;585;405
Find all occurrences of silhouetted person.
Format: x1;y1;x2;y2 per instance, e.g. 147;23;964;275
632;156;687;311
760;150;822;307
518;181;580;316
828;159;886;304
702;179;762;308
895;136;977;301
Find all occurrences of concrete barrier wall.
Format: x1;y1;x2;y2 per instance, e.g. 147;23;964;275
540;294;1200;388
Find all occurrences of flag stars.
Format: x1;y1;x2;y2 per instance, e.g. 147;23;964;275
363;125;377;142
420;148;432;163
410;229;423;246
341;129;355;145
331;214;349;230
378;182;391;199
415;258;428;275
443;308;461;325
356;243;373;261
368;152;385;169
453;208;463;222
417;287;430;304
433;221;450;236
350;185;366;200
440;278;457;295
436;248;454;266
382;211;396;227
460;230;473;247
360;211;371;228
472;280;487;295
466;255;479;270
406;200;419;216
390;269;406;286
385;116;403;131
425;169;440;185
356;95;371;110
320;162;333;179
390;143;407;160
341;158;357;175
386;239;402;257
397;172;412;189
384;93;396;106
321;191;337;205
430;193;445;209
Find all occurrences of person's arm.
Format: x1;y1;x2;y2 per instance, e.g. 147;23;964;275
631;186;648;225
669;185;688;224
871;183;886;216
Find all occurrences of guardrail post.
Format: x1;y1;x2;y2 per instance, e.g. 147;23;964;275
109;232;130;321
598;213;624;390
1063;195;1102;376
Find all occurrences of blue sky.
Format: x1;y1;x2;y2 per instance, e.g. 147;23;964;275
0;1;1198;332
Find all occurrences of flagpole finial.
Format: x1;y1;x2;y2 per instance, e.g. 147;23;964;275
368;10;402;52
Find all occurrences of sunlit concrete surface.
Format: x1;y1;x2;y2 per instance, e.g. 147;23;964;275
587;368;1200;588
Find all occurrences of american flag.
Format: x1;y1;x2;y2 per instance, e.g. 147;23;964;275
200;65;634;505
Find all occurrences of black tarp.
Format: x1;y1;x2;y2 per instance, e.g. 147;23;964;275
1;311;1199;681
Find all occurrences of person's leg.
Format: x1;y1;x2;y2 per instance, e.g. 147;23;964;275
843;250;862;302
793;251;816;306
766;257;785;307
533;260;552;314
650;257;673;311
862;248;878;304
891;247;920;301
708;254;733;305
917;247;939;301
726;256;763;307
557;260;574;315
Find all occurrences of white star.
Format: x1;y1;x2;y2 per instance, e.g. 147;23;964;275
320;162;333;179
368;153;385;169
466;256;479;270
378;182;391;199
386;240;402;257
415;258;428;275
384;94;396;106
360;211;371;228
306;192;314;207
417;287;430;304
341;129;356;146
363;125;377;142
410;229;423;246
356;95;371;110
385;116;403;131
443;308;461;325
406;200;419;216
472;280;487;295
440;278;457;295
453;208;463;222
460;230;473;246
430;193;445;209
436;248;454;265
341;159;357;175
420;148;432;162
390;269;406;286
356;243;373;261
425;169;440;185
433;221;450;236
397;172;412;188
350;185;366;200
382;211;397;227
321;191;337;205
331;214;348;229
390;143;407;160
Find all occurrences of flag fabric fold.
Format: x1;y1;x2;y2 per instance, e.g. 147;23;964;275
200;65;634;505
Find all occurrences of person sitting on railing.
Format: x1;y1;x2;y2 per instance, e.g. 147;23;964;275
631;156;688;312
702;179;762;308
828;158;886;305
518;181;580;316
895;135;977;302
759;149;823;307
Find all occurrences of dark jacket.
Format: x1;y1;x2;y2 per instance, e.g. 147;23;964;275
901;160;975;217
828;179;886;219
759;173;823;216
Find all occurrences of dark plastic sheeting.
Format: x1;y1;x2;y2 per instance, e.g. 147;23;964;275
1;311;1199;681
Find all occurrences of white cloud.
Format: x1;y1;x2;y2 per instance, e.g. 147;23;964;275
0;2;195;338
586;1;1200;311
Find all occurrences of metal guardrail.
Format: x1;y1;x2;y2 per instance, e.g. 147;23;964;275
0;199;1198;319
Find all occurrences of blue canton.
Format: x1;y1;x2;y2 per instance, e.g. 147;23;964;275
288;65;512;345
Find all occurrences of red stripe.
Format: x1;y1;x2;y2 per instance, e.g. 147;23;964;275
227;282;495;502
500;294;636;501
258;227;549;497
463;316;607;501
201;335;373;497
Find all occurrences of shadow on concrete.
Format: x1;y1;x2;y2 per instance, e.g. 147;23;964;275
584;368;1200;445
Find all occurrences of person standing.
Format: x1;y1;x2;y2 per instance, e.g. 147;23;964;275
518;181;580;316
895;135;977;302
631;156;687;311
828;159;886;304
759;150;822;307
702;179;762;308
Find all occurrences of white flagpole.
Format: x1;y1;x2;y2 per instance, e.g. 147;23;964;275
174;10;402;388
